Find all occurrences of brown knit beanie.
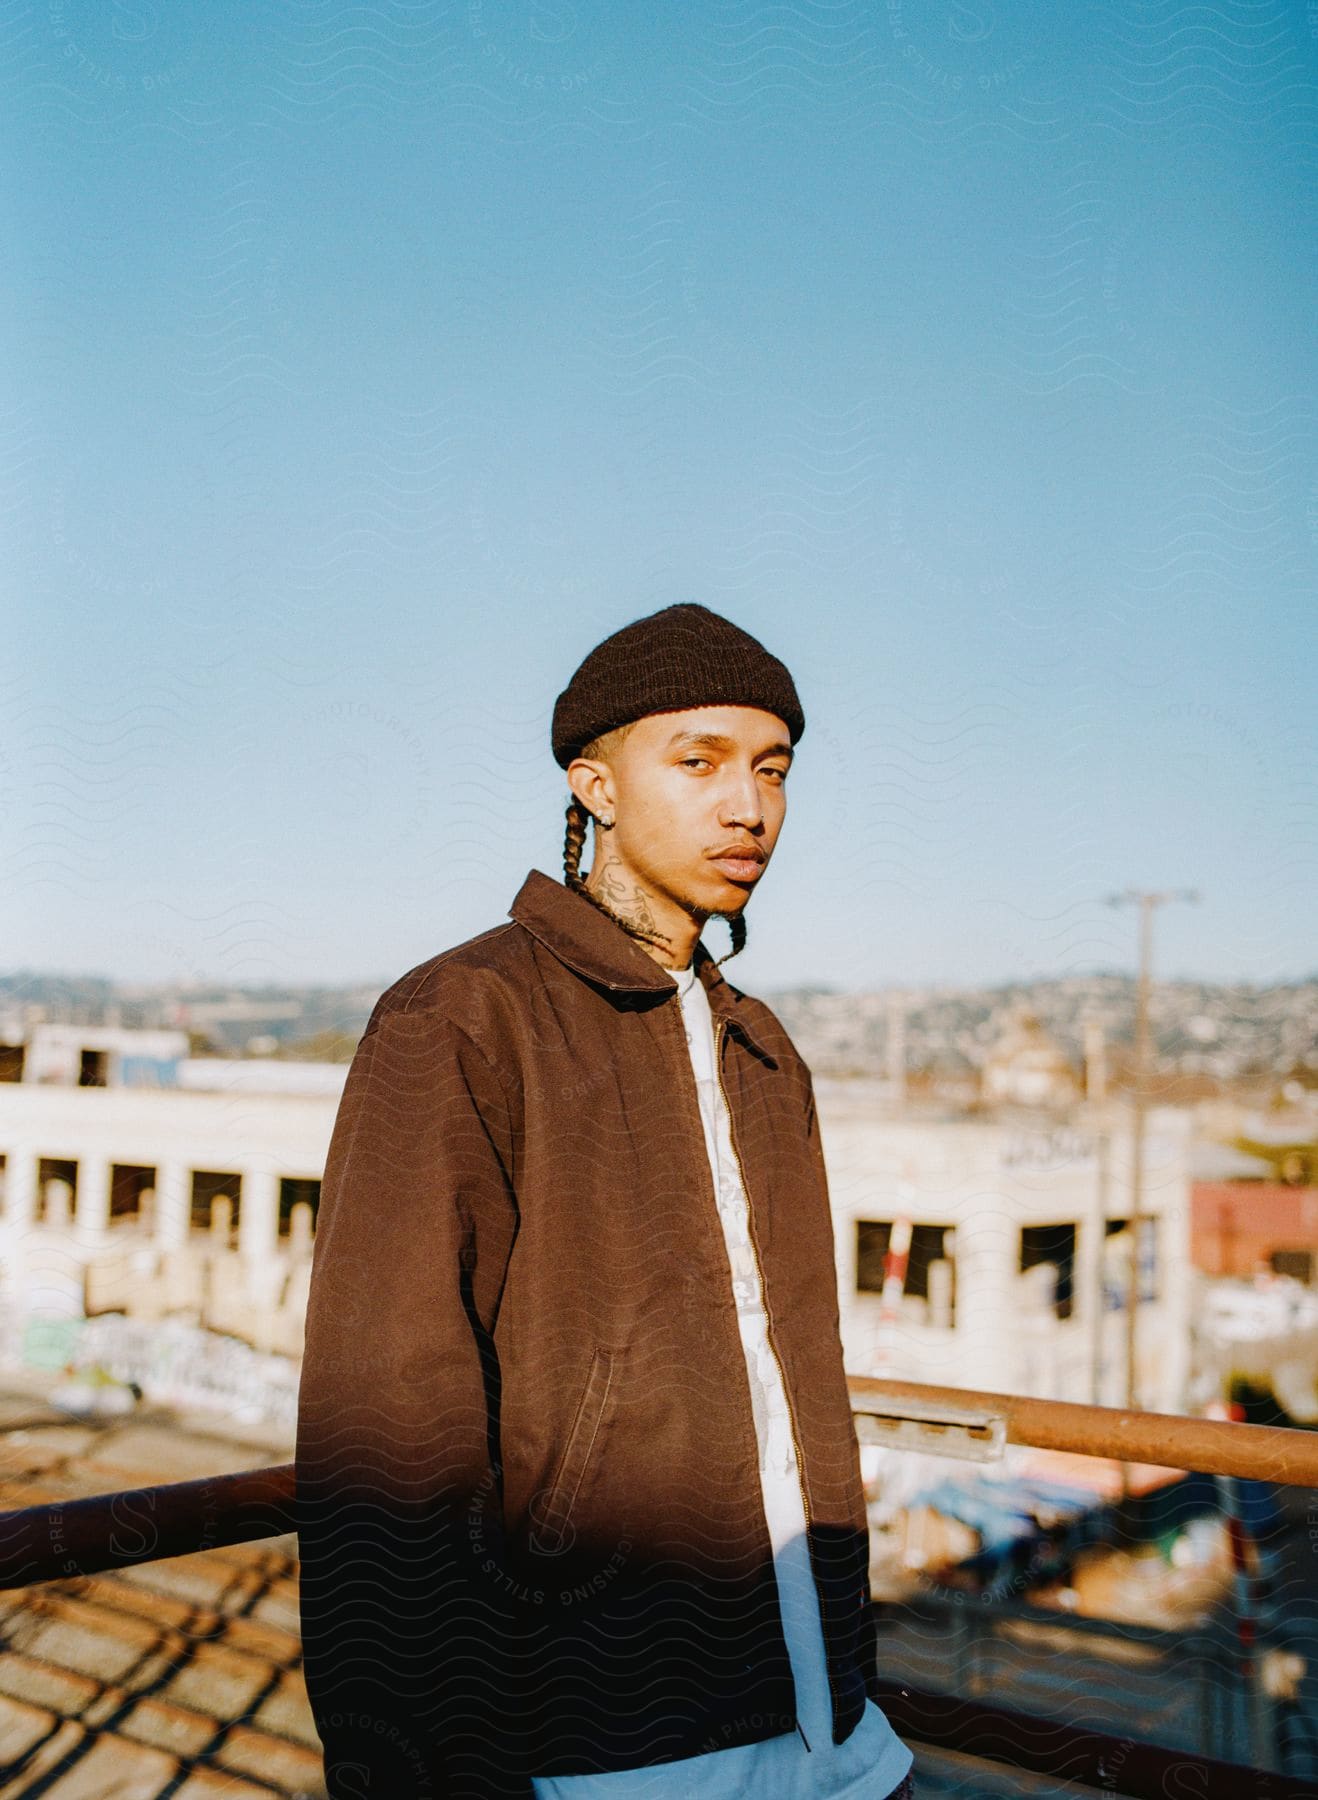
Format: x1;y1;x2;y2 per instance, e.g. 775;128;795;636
551;602;804;771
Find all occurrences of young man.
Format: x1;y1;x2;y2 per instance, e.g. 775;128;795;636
296;603;916;1800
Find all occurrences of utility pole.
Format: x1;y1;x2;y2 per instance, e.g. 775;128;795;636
1089;1124;1110;1406
1105;888;1199;1413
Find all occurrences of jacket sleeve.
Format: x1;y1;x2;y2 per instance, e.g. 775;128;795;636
295;1001;525;1799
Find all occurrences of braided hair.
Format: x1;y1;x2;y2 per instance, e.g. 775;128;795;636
563;729;747;967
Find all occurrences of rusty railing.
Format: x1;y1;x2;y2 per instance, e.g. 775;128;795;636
1;1376;1314;1799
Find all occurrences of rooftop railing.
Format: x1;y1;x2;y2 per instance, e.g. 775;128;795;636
2;1376;1315;1798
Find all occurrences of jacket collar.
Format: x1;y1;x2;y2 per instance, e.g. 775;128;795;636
508;868;777;1060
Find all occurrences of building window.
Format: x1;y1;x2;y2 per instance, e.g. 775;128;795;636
37;1157;78;1223
1019;1223;1077;1320
78;1049;109;1087
856;1220;956;1322
1105;1216;1158;1302
279;1177;321;1236
1270;1248;1313;1283
110;1164;153;1222
191;1170;242;1236
856;1220;893;1292
0;1045;24;1083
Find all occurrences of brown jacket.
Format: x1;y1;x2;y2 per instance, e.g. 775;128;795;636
296;868;879;1798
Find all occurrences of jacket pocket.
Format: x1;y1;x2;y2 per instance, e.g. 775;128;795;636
529;1345;616;1557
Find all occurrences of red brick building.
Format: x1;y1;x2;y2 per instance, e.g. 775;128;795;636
1191;1181;1318;1282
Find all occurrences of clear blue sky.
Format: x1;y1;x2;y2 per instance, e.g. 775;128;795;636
5;3;1314;994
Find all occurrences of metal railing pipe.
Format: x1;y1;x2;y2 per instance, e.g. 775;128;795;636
0;1462;295;1591
849;1374;1318;1486
1;1380;1313;1594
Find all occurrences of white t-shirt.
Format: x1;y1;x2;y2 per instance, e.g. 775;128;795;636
531;963;914;1800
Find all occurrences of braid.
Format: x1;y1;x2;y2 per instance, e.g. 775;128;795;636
564;793;591;886
562;793;749;967
713;910;748;966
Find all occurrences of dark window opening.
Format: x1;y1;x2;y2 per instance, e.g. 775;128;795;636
279;1177;321;1236
907;1225;954;1306
1020;1223;1077;1320
110;1164;154;1222
37;1157;78;1223
856;1219;893;1292
78;1049;109;1087
856;1219;956;1321
191;1170;241;1237
1270;1248;1313;1283
0;1045;24;1083
1104;1216;1158;1301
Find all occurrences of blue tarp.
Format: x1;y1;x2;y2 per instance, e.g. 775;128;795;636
913;1466;1223;1596
118;1056;180;1088
909;1476;1098;1552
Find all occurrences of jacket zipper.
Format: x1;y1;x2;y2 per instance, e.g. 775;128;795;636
712;1012;834;1745
712;1016;812;1529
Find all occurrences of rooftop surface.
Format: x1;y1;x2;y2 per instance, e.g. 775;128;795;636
0;1378;321;1799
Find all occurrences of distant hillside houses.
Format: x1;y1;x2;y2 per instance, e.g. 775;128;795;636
0;968;1313;1093
764;973;1316;1093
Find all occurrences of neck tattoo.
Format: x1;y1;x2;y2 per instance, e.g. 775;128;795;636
590;856;673;951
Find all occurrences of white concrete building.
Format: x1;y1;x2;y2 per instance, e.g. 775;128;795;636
818;1077;1194;1414
14;1023;191;1089
0;1024;345;1361
0;1025;1193;1417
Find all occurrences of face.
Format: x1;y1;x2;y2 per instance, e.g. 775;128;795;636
568;704;793;923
